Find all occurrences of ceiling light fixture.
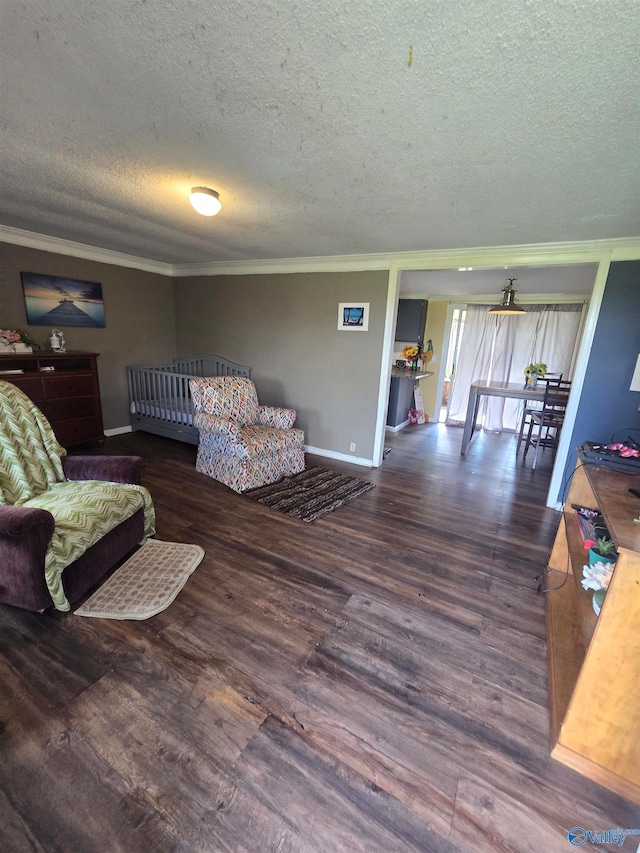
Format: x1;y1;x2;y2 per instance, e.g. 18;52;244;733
189;187;222;216
488;278;527;315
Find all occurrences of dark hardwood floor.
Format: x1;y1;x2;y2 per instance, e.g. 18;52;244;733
2;424;638;851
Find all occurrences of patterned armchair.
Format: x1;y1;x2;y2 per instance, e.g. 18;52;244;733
190;377;305;493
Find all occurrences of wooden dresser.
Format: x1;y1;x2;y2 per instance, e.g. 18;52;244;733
0;350;104;446
545;458;640;804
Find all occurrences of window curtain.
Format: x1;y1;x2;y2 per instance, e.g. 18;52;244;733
446;305;496;426
447;303;584;432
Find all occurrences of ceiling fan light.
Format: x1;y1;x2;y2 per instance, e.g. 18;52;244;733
189;187;222;216
488;278;527;314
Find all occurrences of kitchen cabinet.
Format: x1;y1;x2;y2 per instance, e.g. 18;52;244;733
387;376;415;428
386;367;434;428
395;299;428;344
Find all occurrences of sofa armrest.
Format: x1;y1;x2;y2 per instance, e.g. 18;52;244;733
193;414;239;438
0;506;56;610
256;406;297;429
0;504;55;538
62;455;144;484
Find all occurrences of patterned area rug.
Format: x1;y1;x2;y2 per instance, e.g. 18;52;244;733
74;539;204;620
245;466;376;522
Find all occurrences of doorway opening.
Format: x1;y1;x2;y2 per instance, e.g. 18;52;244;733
439;305;466;423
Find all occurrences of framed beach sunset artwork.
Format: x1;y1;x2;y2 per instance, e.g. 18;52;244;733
21;272;105;327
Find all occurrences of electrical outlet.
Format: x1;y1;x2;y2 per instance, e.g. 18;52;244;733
350;442;356;452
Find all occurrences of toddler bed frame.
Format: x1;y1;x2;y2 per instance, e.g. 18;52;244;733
127;354;251;445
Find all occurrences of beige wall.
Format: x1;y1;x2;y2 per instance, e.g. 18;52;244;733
0;244;176;430
419;300;448;420
173;271;389;460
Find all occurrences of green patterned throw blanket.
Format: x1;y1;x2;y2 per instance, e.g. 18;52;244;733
0;381;155;611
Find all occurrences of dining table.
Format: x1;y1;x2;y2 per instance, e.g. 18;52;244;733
460;379;546;455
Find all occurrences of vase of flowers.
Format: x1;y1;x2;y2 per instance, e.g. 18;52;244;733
524;361;548;388
581;560;614;615
402;344;422;371
0;329;36;353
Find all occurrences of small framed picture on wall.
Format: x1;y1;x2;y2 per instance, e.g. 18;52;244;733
338;302;369;331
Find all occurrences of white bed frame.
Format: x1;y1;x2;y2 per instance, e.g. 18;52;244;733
127;354;251;445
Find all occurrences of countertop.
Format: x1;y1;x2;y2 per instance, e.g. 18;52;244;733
390;367;435;380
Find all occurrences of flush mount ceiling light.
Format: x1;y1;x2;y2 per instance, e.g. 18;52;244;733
189;187;222;216
488;278;527;315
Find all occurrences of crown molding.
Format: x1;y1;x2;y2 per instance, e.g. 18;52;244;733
0;225;173;276
1;224;639;278
387;237;640;272
171;236;640;277
170;253;393;277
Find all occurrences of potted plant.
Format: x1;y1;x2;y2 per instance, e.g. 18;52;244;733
523;361;548;388
581;560;615;615
587;536;617;567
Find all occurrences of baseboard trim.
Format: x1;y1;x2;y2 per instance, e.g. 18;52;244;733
104;425;133;437
102;430;374;467
304;444;374;468
385;420;409;433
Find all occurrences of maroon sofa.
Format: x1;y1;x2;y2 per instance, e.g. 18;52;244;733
0;455;146;612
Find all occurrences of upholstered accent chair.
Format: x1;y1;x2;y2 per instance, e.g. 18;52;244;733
0;381;155;612
190;377;305;493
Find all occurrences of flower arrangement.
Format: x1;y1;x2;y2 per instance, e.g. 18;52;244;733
581;560;614;614
1;330;22;346
0;329;37;350
402;344;421;363
524;361;548;378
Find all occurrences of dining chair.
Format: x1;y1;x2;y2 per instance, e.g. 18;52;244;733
521;379;572;469
516;373;563;455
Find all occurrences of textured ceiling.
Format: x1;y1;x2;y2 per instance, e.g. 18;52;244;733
1;1;638;265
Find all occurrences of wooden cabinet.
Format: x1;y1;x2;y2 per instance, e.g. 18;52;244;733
545;458;640;803
395;299;428;345
0;351;104;446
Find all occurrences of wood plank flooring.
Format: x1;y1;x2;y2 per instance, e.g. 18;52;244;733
2;424;639;851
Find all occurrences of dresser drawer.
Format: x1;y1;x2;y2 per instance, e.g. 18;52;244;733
41;395;97;421
0;351;103;446
44;375;95;399
53;415;104;447
4;376;45;401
